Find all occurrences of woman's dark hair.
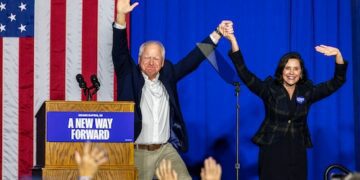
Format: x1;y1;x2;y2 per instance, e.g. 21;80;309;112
274;52;308;85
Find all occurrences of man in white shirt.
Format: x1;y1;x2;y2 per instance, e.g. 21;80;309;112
113;0;231;179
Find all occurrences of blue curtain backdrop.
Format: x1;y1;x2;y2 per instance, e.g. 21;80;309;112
352;0;360;172
129;0;355;179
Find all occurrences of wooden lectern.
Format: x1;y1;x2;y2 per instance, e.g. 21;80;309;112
33;101;137;179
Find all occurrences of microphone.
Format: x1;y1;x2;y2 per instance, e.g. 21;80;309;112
90;74;100;90
75;73;99;101
76;74;87;89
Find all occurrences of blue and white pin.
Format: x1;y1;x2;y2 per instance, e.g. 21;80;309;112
296;96;306;104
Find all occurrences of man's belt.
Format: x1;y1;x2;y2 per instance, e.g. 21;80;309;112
134;143;166;151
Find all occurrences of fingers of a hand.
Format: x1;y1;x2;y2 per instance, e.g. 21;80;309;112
200;168;205;179
219;20;232;31
209;157;217;169
206;157;221;177
315;46;325;52
96;150;108;165
225;28;234;32
83;143;90;155
225;22;233;27
316;45;338;51
172;170;178;180
326;50;337;55
315;47;330;55
321;46;333;52
91;146;101;158
224;26;234;34
218;26;226;36
75;151;81;164
130;2;139;10
166;160;172;172
225;26;233;30
316;46;337;56
164;160;174;177
159;159;167;175
221;23;233;31
156;168;162;179
320;45;338;51
93;147;106;161
221;20;233;26
329;48;339;54
97;157;108;165
217;164;222;176
205;158;211;170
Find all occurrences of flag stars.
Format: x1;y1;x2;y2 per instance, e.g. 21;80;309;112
18;24;26;32
0;23;5;32
18;2;26;11
8;13;16;22
0;1;33;37
0;2;6;11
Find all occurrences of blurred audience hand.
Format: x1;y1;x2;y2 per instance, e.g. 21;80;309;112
156;159;178;180
201;157;222;180
75;143;108;178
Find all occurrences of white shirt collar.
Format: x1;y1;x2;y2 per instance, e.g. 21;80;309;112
142;72;160;82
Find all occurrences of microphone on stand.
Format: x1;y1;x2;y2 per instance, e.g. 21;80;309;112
76;74;91;100
90;74;100;91
76;73;91;100
75;74;101;101
76;74;87;89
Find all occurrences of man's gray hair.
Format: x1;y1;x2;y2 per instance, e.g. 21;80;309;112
138;41;166;59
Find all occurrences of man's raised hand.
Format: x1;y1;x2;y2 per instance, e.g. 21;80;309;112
117;0;139;15
116;0;139;25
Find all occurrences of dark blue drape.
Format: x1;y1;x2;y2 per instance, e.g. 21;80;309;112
352;0;360;172
129;0;356;179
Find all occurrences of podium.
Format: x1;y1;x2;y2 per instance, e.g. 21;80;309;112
33;101;137;179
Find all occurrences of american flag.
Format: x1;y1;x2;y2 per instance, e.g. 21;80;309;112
0;0;122;178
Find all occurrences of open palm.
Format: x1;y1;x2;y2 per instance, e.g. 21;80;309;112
315;45;340;56
117;0;139;15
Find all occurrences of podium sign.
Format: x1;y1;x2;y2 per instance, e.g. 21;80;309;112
47;111;134;142
33;101;137;180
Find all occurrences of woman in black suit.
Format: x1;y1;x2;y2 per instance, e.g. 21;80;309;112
222;24;348;180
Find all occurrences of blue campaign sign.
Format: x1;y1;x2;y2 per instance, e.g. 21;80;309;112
46;112;134;142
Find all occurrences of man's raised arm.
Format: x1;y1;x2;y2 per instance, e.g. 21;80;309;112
115;0;139;26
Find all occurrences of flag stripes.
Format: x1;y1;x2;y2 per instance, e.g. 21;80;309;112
1;0;118;178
